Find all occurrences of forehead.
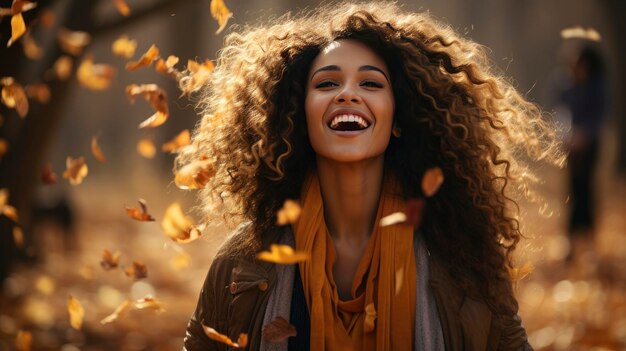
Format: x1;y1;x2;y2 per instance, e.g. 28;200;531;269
310;39;388;72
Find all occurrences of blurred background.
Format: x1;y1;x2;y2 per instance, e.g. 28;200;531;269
0;0;624;350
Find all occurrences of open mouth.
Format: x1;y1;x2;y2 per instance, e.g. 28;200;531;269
328;114;371;131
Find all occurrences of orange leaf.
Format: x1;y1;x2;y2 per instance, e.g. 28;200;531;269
155;55;180;78
181;59;214;95
125;198;155;221
262;316;297;343
53;56;73;81
421;167;444;197
41;162;57;185
202;325;247;348
25;83;50;104
12;226;24;248
0;188;19;223
126;84;169;128
257;244;309;264
162;129;190;152
380;198;424;228
124;260;148;280
11;1;37;14
137;138;156;158
22;33;42;59
7;13;26;47
561;26;601;42
125;44;159;71
0;138;8;159
91;136;107;163
77;55;116;91
174;159;215;190
15;330;32;351
161;202;203;243
276;199;301;225
100;299;131;325
62;156;88;185
57;28;91;56
111;35;136;58
113;0;130;16
67;295;85;330
209;0;233;35
133;295;165;312
39;9;55;28
1;77;29;117
100;249;121;270
364;303;377;333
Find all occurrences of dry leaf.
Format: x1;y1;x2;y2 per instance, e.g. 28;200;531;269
111;35;136;58
262;316;297;343
202;325;248;348
7;12;26;47
22;33;42;59
41;162;57;185
364;303;377;333
91;136;107;163
161;202;203;243
155;55;180;78
0;138;8;159
57;28;91;56
137;138;156;158
63;156;88;185
181;59;214;95
100;249;121;271
125;198;155;221
162;129;190;152
77;55;116;91
39;9;55;27
124;261;148;280
67;295;85;330
126;84;169;128
25;83;50;103
257;244;309;264
379;199;425;228
13;227;24;247
15;330;32;351
276;199;301;225
113;0;130;16
53;56;73;81
209;0;233;35
174;159;215;190
509;261;535;282
125;44;159;71
561;26;601;42
1;77;29;117
171;251;191;270
421;167;444;197
0;188;19;222
100;299;131;324
133;296;165;312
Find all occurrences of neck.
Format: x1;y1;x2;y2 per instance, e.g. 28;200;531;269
316;156;385;245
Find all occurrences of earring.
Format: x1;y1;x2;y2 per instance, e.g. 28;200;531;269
392;124;402;138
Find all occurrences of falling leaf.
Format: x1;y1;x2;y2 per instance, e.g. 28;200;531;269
262;316;297;343
209;0;233;35
509;261;535;282
25;83;50;103
90;136;107;163
113;0;130;16
77;55;116;91
125;44;159;71
181;59;214;95
100;249;121;271
257;244;309;264
15;330;32;351
137;138;156;159
421;167;444;197
111;35;136;58
1;77;29;117
12;226;24;248
162;129;190;152
0;188;19;222
63;156;88;185
0;138;8;159
561;26;601;41
155;55;180;78
57;28;91;56
7;13;25;47
79;265;95;280
100;299;131;324
133;295;164;312
364;303;377;333
39;9;55;27
41;163;57;184
276;199;301;225
202;325;248;348
126;84;169;128
67;295;85;330
161;202;203;243
171;251;191;270
125;198;155;221
22;33;42;59
124;261;148;280
380;199;425;228
35;275;55;295
53;56;73;81
174;159;215;190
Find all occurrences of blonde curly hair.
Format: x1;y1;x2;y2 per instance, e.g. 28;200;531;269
177;2;564;314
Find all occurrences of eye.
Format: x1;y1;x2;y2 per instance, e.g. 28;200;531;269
315;80;338;89
361;80;384;88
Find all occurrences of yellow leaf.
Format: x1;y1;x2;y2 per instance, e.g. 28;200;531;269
67;295;85;330
202;325;248;348
276;199;301;225
0;188;19;222
170;251;191;270
257;244;309;264
100;299;131;324
174;159;215;190
1;77;29;117
161;202;203;243
113;0;130;16
137;138;156;159
77;55;116;91
125;44;159;71
162;129;190;152
62;156;88;185
15;330;32;351
155;55;180;78
91;136;107;163
125;84;169;128
209;0;233;35
53;56;73;81
22;33;42;60
133;295;165;312
8;13;26;47
57;28;91;56
111;35;136;58
181;59;214;95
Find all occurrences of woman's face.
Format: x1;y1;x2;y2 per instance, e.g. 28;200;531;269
305;39;395;163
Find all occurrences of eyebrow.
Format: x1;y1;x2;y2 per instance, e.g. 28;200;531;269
311;64;389;82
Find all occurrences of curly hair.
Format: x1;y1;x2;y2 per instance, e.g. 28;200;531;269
176;2;564;315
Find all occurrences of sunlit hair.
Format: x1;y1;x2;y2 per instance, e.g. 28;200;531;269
177;2;564;314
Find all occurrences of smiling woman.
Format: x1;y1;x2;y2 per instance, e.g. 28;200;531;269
178;2;563;350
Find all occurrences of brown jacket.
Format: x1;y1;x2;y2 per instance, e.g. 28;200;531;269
183;228;532;351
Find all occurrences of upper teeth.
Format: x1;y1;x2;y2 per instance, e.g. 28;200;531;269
329;114;369;129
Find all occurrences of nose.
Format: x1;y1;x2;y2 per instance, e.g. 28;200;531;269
334;85;362;104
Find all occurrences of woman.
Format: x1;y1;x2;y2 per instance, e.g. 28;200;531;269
180;2;563;350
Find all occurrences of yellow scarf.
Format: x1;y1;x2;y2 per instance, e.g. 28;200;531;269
293;173;416;351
